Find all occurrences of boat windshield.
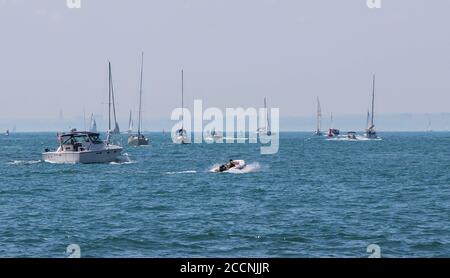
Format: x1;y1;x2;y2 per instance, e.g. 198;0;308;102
62;135;90;145
88;134;103;144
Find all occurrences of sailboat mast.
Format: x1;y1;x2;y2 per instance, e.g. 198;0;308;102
317;97;322;132
371;74;375;127
138;52;144;136
264;97;268;130
110;64;118;131
108;62;112;131
181;69;184;130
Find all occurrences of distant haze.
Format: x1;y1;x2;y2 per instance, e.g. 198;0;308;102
1;0;450;131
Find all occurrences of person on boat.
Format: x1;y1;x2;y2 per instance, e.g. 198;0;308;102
229;159;235;168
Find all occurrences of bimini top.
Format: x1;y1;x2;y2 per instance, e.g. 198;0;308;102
59;131;100;137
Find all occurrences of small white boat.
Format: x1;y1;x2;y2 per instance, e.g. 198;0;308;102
89;114;97;133
258;97;272;136
347;131;357;140
174;70;190;144
326;113;340;137
5;130;9;136
43;131;122;164
314;97;323;136
212;160;246;172
128;52;149;146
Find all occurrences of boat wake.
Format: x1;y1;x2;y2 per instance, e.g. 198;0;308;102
110;153;137;165
165;170;197;175
7;160;41;165
326;135;382;141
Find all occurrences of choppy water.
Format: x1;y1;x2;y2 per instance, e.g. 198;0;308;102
0;132;449;257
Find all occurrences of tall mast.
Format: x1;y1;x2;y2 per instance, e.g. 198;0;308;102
331;112;333;129
110;63;119;132
108;62;112;131
264;97;267;130
181;69;184;130
138;52;144;136
317;97;322;133
366;110;370;128
371;74;375;127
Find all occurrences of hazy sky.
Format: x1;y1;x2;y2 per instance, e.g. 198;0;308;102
1;0;450;128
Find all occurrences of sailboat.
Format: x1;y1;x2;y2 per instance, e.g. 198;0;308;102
314;97;323;135
364;74;378;139
89;114;97;133
258;97;272;136
128;52;150;146
175;70;189;144
107;61;120;138
327;112;340;137
127;110;134;134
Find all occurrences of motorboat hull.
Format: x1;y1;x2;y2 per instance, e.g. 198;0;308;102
43;146;122;164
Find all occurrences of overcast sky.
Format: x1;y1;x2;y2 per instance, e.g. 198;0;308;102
1;0;450;130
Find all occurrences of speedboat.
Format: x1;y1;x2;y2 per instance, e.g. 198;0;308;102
347;131;357;140
212;160;246;172
43;131;122;164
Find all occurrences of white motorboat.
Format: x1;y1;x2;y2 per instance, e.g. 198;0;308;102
326;113;340;137
128;52;149;146
43;131;122;164
364;75;379;139
347;131;357;140
212;160;246;172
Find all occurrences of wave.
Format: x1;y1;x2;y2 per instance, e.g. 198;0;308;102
165;170;197;175
7;160;41;165
110;153;137;165
326;135;383;141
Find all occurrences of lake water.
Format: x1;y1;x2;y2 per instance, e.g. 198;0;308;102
0;132;449;257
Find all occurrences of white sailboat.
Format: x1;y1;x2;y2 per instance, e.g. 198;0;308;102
89;114;97;133
107;61;120;137
314;97;323;136
364;74;378;139
258;97;272;136
127;110;134;134
174;69;189;144
128;52;150;146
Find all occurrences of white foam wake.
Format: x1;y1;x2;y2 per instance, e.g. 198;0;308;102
7;160;41;165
